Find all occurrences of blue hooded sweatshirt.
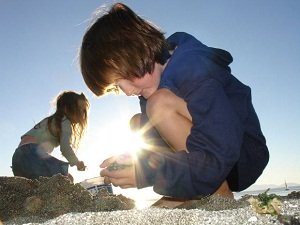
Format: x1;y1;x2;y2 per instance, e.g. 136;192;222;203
136;32;269;198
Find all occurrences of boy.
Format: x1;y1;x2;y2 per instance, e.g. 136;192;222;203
80;3;269;201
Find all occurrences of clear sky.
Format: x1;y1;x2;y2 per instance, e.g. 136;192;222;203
1;0;299;203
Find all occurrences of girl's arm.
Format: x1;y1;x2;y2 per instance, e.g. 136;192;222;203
60;119;80;166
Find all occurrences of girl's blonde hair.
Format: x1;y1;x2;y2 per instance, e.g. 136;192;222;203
48;91;89;148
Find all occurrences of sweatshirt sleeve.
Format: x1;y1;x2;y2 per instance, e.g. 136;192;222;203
60;119;79;166
136;79;244;198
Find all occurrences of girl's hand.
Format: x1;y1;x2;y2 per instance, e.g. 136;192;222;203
100;154;137;188
76;160;86;171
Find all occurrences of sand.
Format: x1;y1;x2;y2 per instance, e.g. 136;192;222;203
1;175;299;225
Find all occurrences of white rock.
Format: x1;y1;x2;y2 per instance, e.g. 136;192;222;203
248;216;258;222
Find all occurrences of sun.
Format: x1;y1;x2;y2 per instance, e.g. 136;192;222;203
97;119;147;156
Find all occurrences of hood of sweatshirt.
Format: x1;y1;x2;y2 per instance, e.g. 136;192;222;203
167;32;233;72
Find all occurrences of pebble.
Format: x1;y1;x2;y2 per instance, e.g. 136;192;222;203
248;216;258;222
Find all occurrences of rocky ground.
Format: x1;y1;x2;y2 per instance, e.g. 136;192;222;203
0;174;134;224
0;175;299;225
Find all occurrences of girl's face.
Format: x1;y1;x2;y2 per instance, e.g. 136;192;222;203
77;99;89;114
117;63;163;99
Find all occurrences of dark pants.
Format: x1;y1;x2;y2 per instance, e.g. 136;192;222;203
12;143;69;179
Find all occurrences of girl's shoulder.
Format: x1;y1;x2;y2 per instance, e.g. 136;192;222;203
33;117;49;129
61;116;71;125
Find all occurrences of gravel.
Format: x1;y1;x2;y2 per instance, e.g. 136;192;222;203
2;175;299;225
5;199;300;225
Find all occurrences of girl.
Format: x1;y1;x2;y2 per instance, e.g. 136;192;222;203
12;91;89;182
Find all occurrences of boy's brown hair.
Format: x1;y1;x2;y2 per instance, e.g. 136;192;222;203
80;3;169;96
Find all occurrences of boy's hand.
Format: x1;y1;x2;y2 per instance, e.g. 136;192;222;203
100;154;137;189
76;160;86;171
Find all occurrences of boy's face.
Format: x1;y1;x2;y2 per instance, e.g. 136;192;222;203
117;63;162;99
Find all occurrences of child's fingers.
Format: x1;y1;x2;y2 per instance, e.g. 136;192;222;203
109;177;135;188
100;166;137;188
100;156;117;168
77;166;86;171
103;176;111;185
115;153;132;164
100;166;132;178
119;185;133;189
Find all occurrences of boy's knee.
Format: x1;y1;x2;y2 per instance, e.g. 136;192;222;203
130;113;141;131
146;89;175;117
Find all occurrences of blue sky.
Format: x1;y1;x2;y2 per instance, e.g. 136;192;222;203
1;0;299;199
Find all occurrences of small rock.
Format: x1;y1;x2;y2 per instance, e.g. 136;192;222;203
248;216;258;222
24;196;42;213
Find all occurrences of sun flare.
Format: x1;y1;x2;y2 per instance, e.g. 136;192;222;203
57;111;161;208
